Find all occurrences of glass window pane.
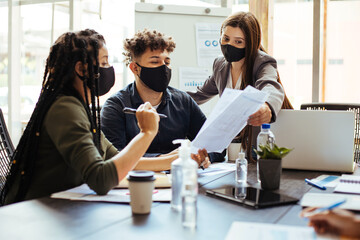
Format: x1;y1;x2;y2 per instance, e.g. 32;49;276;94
20;2;69;124
273;0;314;109
0;4;8;123
324;0;360;103
79;0;137;105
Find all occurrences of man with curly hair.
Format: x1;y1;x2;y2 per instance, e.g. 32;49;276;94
101;29;224;171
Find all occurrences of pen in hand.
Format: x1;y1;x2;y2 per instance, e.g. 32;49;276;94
302;199;347;218
199;157;209;170
123;107;168;118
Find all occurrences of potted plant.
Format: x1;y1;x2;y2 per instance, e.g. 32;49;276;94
254;144;292;190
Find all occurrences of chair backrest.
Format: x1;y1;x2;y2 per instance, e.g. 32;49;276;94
0;108;14;195
300;103;360;163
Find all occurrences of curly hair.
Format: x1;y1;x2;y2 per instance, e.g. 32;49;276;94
123;29;176;65
0;29;106;205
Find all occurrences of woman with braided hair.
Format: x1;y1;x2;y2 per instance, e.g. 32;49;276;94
1;29;159;205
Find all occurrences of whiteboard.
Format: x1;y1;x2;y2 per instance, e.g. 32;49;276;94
135;3;231;115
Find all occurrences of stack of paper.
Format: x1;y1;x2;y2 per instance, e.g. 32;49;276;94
334;174;360;194
116;172;171;188
300;192;360;211
51;184;171;203
225;222;333;240
191;86;268;153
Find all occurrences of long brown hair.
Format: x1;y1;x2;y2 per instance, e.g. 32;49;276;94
222;12;293;160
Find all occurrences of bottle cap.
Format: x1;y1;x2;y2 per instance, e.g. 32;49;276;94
172;139;191;159
238;152;245;159
261;123;270;129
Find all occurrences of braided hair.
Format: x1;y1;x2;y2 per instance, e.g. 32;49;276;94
0;29;105;204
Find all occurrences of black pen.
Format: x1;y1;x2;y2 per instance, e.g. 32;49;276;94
123;107;168;118
199;157;209;170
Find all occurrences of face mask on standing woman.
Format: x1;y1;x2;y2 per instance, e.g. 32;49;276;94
220;43;246;63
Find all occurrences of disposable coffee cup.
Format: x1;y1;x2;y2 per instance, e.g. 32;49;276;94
127;170;156;214
228;143;242;162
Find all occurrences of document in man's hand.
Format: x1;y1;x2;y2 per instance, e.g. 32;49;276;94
191;86;268;153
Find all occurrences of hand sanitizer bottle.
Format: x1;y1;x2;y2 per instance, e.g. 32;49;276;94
181;143;198;228
171;139;190;211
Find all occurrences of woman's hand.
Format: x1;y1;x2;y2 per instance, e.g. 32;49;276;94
136;102;159;136
248;103;272;126
300;207;360;238
191;148;211;169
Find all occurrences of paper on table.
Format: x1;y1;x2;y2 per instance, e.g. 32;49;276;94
116;172;171;189
334;174;360;194
225;221;335;240
300;192;360;211
310;175;340;188
197;162;236;177
51;184;171;203
192;86;268;153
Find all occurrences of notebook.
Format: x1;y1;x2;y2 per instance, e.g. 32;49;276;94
334;174;360;194
271;110;356;172
301;192;360;211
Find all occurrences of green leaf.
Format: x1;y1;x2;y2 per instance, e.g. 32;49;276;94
255;143;293;159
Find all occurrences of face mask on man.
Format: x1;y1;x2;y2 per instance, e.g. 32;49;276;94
136;63;171;93
220;43;246;63
76;66;115;96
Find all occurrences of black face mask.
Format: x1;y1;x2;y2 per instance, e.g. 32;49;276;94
97;66;115;96
136;63;171;92
221;44;246;62
76;66;115;96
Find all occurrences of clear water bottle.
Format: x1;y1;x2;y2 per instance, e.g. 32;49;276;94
256;124;275;182
235;152;247;185
181;155;198;229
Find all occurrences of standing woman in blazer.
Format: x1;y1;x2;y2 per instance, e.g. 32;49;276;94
188;11;293;159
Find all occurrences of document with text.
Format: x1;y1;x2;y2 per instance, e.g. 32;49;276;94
226;222;336;240
191;86;268;153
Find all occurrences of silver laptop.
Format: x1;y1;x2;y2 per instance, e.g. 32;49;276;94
271;110;355;172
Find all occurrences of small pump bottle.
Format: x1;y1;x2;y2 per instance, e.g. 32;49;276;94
171;139;191;211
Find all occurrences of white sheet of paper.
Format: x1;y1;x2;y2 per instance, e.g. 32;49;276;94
191;86;268;153
197;162;235;177
51;184;171;203
195;22;222;67
300;193;360;211
225;222;335;240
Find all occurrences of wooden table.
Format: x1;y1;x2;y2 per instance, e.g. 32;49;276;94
0;163;344;240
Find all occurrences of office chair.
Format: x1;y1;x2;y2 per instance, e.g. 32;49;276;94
0;108;15;197
301;103;360;163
